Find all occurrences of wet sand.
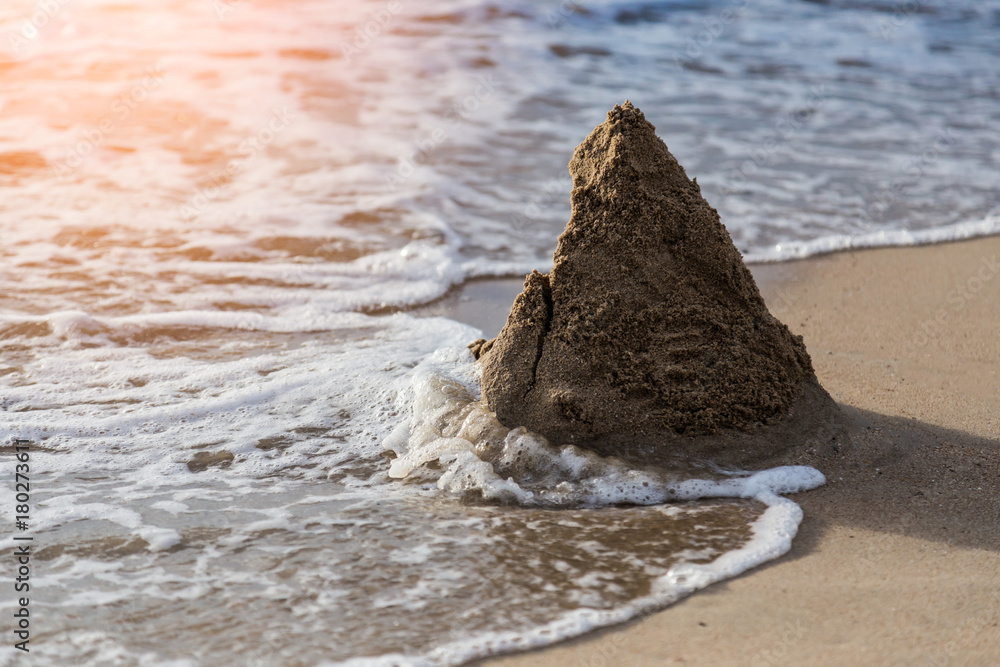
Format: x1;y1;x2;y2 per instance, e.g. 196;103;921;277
424;235;1000;666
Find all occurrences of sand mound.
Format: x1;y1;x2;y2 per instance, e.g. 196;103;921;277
472;102;838;466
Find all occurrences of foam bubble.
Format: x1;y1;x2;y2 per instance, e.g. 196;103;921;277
385;348;824;509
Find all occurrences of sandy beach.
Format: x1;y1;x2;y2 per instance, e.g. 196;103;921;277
4;2;998;664
426;235;1000;666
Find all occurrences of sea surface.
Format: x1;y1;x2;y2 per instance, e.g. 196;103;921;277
1;0;998;665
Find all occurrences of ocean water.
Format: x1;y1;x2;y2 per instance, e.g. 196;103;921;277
1;0;998;664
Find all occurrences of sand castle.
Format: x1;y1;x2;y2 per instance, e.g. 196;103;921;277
471;102;837;466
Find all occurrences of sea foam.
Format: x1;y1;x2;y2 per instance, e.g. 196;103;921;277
371;346;824;665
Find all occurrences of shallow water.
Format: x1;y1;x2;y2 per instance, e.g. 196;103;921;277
1;0;998;664
26;477;767;665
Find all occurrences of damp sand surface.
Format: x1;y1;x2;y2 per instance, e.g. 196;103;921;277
469;235;1000;666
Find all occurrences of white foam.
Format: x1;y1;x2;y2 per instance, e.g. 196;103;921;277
385;349;824;509
747;211;1000;263
358;347;826;665
150;501;190;515
318;483;816;667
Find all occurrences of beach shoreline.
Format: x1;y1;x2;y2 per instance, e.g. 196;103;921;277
431;235;1000;666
